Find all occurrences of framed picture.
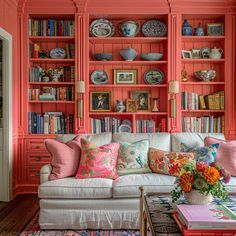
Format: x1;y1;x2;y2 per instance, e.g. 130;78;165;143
114;69;137;84
90;91;111;112
126;99;137;112
130;91;151;111
182;50;192;59
191;48;202;59
207;23;224;36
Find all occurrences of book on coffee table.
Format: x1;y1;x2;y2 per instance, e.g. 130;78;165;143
176;204;236;230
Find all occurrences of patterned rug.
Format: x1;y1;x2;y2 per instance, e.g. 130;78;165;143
20;212;140;236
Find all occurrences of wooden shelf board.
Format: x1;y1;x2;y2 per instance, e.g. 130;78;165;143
89;60;167;65
29;58;75;63
181;82;225;85
29;101;75;104
29;82;75;85
89;112;168;115
182;36;225;42
181;59;225;63
182;110;225;113
89;37;168;44
89;84;167;88
29;36;75;41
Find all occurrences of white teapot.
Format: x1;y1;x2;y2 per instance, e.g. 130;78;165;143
209;47;223;59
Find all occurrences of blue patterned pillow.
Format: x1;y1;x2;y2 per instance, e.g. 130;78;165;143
180;143;219;164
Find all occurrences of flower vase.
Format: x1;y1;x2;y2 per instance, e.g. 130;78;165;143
184;190;213;205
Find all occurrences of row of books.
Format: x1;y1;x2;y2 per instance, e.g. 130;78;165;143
182;116;224;133
181;91;224;110
29;87;74;101
29;66;75;82
136;118;167;133
28;112;74;134
29;19;75;36
90;117;124;134
29;43;75;59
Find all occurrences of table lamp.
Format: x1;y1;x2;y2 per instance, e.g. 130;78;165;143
75;81;85;118
168;80;179;118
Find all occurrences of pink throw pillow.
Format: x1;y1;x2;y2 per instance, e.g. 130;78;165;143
45;136;81;180
204;137;236;176
76;139;120;180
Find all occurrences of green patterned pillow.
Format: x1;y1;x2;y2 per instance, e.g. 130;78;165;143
117;139;151;175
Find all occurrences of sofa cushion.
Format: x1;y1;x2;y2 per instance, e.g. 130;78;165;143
56;132;112;146
113;173;176;198
113;132;171;151
226;176;236;193
38;177;113;199
171;133;225;152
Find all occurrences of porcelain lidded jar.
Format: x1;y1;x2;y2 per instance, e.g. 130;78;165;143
194;23;204;36
120;47;138;61
115;100;126;112
118;20;140;37
209;47;223;59
182;19;193;36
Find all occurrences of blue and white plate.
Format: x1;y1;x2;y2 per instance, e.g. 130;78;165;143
50;48;66;59
91;70;108;84
142;20;167;37
144;69;164;84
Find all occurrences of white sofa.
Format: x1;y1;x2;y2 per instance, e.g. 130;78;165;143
38;132;236;230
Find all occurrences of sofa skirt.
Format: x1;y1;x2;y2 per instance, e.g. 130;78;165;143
39;198;140;229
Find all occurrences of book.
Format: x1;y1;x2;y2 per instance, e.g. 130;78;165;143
176;204;236;230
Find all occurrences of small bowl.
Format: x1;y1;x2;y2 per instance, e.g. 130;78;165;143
194;70;216;81
94;53;112;61
141;53;163;61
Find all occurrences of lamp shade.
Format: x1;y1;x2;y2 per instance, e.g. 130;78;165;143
168;80;179;94
75;80;85;93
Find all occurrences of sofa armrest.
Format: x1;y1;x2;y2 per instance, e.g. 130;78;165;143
40;164;52;184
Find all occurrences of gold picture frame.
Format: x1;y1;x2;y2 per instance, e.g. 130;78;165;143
207;23;224;36
90;91;111;112
126;99;137;112
114;69;137;84
130;91;151;112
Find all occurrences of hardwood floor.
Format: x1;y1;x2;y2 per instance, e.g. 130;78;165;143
0;194;39;236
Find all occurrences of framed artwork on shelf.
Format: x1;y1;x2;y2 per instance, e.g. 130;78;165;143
207;23;224;36
90;91;111;112
191;48;202;59
181;50;192;59
130;91;151;112
126;99;137;112
114;69;137;84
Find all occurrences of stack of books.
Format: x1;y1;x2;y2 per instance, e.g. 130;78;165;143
136;118;167;133
28;19;75;36
173;204;236;235
28;112;74;134
182;91;224;110
182;115;224;133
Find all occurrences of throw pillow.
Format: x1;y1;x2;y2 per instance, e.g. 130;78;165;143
117;139;151;175
205;137;236;176
45;136;81;180
180;143;219;164
75;139;120;180
148;148;194;176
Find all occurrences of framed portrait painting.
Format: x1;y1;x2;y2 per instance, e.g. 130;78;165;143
90;91;111;112
130;91;151;112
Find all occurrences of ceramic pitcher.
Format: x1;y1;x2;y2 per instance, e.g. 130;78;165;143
209;47;223;59
118;20;140;37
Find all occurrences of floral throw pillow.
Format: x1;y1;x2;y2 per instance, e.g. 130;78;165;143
148;148;194;177
180;143;219;164
117;139;151;175
75;139;120;180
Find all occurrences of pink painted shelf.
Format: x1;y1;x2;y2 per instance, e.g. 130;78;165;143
181;59;225;63
29;82;75;85
29;36;75;41
89;60;167;65
89;37;168;44
182;110;225;113
89;112;168;115
181;82;225;85
182;36;225;42
29;58;75;63
29;101;75;104
89;84;167;88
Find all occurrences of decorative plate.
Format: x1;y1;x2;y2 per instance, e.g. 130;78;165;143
118;124;132;133
142;20;167;37
90;19;115;37
144;69;164;84
50;48;66;59
91;70;108;84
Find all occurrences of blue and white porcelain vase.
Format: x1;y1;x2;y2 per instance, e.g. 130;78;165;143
115;100;126;112
194;23;204;36
182;19;193;36
118;21;140;37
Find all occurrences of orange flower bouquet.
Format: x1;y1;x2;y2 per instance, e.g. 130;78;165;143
171;160;230;202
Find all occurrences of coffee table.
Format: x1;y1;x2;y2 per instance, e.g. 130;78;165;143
139;187;236;236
